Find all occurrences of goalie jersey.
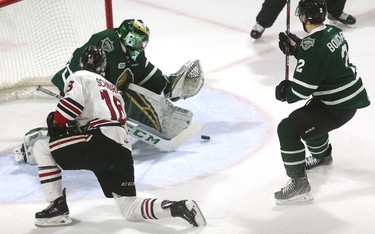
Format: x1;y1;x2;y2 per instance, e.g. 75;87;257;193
51;28;167;133
54;70;127;129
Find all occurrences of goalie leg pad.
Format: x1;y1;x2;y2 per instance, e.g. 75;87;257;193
128;84;193;139
13;127;49;165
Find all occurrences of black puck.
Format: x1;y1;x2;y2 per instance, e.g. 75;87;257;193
201;135;210;140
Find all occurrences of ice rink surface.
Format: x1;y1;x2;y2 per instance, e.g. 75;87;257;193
1;0;375;233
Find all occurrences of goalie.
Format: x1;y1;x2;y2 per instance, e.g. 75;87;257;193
52;19;204;139
14;19;204;163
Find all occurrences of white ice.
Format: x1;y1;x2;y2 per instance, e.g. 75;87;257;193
1;0;375;233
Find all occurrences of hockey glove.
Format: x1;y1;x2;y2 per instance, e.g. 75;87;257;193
46;112;67;137
275;80;292;102
278;32;301;57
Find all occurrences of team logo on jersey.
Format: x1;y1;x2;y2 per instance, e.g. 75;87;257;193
301;37;315;50
101;37;114;52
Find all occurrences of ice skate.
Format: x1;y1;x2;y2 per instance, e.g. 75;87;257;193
328;12;356;27
35;188;72;227
250;23;265;39
162;199;206;227
306;144;333;170
275;177;313;205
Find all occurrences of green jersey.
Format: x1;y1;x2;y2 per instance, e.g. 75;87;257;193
51;28;169;132
51;28;167;96
286;24;370;109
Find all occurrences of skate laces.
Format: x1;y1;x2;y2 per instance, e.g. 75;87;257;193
42;201;55;212
339;13;349;20
281;179;296;194
306;156;320;167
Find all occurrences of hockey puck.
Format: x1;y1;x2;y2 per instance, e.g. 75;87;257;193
201;135;210;141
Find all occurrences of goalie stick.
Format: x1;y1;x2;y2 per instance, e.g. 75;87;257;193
36;85;203;151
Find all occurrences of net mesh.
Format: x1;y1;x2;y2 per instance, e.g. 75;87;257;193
0;0;109;102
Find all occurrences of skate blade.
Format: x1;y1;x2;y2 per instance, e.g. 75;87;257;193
186;200;207;227
35;214;72;227
275;192;314;205
306;163;333;171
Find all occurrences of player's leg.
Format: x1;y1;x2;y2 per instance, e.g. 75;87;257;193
275;117;312;205
326;0;356;25
251;0;288;39
112;194;206;227
294;100;357;170
33;138;71;227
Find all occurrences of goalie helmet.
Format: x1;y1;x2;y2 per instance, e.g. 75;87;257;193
296;0;327;24
79;45;107;76
118;19;150;60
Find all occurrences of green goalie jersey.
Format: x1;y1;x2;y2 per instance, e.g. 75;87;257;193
51;28;169;132
52;28;167;95
285;24;370;109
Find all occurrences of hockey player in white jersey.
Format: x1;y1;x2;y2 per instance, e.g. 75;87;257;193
32;45;206;227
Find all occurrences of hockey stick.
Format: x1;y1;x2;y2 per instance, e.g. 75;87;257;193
36;85;203;151
285;0;291;80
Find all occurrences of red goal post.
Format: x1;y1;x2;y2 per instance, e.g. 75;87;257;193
0;0;113;102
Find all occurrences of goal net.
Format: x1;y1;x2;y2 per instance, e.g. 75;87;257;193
0;0;113;102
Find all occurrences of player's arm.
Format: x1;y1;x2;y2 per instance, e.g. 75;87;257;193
54;75;85;127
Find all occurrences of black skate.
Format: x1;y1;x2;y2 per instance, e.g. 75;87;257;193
35;188;72;227
306;144;333;170
328;12;356;26
162;200;206;227
250;23;265;39
274;177;313;205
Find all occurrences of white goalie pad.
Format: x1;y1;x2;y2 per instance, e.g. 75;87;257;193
167;59;204;101
128;83;194;139
13;127;49;165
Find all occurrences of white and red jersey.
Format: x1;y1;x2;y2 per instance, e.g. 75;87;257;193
54;70;126;129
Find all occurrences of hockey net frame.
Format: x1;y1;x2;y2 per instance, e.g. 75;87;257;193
0;0;113;103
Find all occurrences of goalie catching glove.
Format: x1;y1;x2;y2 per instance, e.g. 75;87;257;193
279;32;301;57
164;60;204;102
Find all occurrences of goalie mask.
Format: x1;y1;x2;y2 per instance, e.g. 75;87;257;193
79;45;107;76
118;19;150;60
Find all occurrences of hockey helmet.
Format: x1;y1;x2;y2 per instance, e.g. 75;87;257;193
118;19;150;60
79;45;107;76
296;0;327;24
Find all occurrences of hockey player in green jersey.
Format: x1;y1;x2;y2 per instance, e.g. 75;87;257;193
51;19;203;139
274;0;370;204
